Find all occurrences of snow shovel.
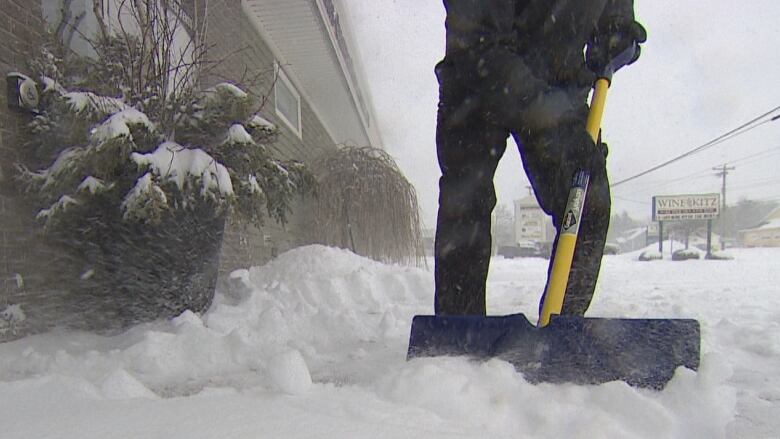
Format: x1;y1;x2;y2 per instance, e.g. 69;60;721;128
408;65;700;390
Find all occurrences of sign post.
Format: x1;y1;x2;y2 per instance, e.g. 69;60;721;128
646;222;659;247
652;193;721;258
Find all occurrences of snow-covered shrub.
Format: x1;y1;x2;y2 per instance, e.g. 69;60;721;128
638;250;662;261
706;251;734;261
20;76;312;229
14;31;314;329
672;249;702;261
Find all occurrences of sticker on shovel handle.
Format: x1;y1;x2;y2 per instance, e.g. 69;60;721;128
561;187;585;235
562;210;578;230
561;171;590;236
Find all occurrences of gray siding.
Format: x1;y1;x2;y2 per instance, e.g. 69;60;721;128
203;0;336;275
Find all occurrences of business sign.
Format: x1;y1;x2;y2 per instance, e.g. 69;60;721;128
647;222;659;237
652;193;720;221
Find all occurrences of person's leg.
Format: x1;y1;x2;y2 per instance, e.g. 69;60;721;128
512;106;610;316
433;0;523;316
434;125;509;315
434;61;510;315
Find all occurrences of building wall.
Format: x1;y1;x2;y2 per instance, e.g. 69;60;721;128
0;1;74;338
203;0;337;276
0;0;45;175
514;200;556;246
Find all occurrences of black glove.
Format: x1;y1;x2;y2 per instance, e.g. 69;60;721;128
586;20;647;79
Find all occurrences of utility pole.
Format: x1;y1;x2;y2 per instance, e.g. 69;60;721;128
713;164;735;250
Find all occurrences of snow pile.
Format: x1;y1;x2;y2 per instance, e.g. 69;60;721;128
267;350;312;395
0;245;777;437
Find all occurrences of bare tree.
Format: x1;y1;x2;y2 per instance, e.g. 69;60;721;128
85;0;211;137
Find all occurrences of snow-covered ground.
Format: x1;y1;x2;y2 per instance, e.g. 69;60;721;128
0;244;778;438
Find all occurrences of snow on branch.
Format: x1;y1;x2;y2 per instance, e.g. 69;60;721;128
63;91;126;115
131;141;234;197
247;114;276;132
121;172;168;221
36;195;79;221
91;108;155;142
77;176;112;194
31;147;85;191
213;82;248;99
222;124;254;145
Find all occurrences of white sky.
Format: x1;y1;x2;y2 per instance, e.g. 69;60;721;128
343;0;780;227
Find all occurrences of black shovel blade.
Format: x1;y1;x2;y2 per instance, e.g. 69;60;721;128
407;313;700;389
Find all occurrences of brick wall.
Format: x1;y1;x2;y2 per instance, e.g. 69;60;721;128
0;0;45;175
204;0;337;276
0;0;78;337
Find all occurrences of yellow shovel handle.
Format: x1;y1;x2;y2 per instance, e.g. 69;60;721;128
538;79;610;327
586;79;610;142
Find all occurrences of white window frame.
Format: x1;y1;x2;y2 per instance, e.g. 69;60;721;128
274;62;302;138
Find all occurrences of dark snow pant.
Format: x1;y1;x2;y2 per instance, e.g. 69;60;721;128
434;0;612;316
434;86;610;316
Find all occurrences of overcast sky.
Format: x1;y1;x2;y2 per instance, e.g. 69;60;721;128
342;1;780;228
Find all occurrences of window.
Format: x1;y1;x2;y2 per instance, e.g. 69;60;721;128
274;63;302;138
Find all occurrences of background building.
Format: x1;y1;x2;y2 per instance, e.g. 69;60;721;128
740;207;780;247
513;195;555;256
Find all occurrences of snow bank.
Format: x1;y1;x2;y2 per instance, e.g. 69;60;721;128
0;245;776;437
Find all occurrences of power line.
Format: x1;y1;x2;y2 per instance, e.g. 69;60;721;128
729;178;780;191
612;194;651;205
728;146;780;166
612;145;780;202
612;106;780;187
